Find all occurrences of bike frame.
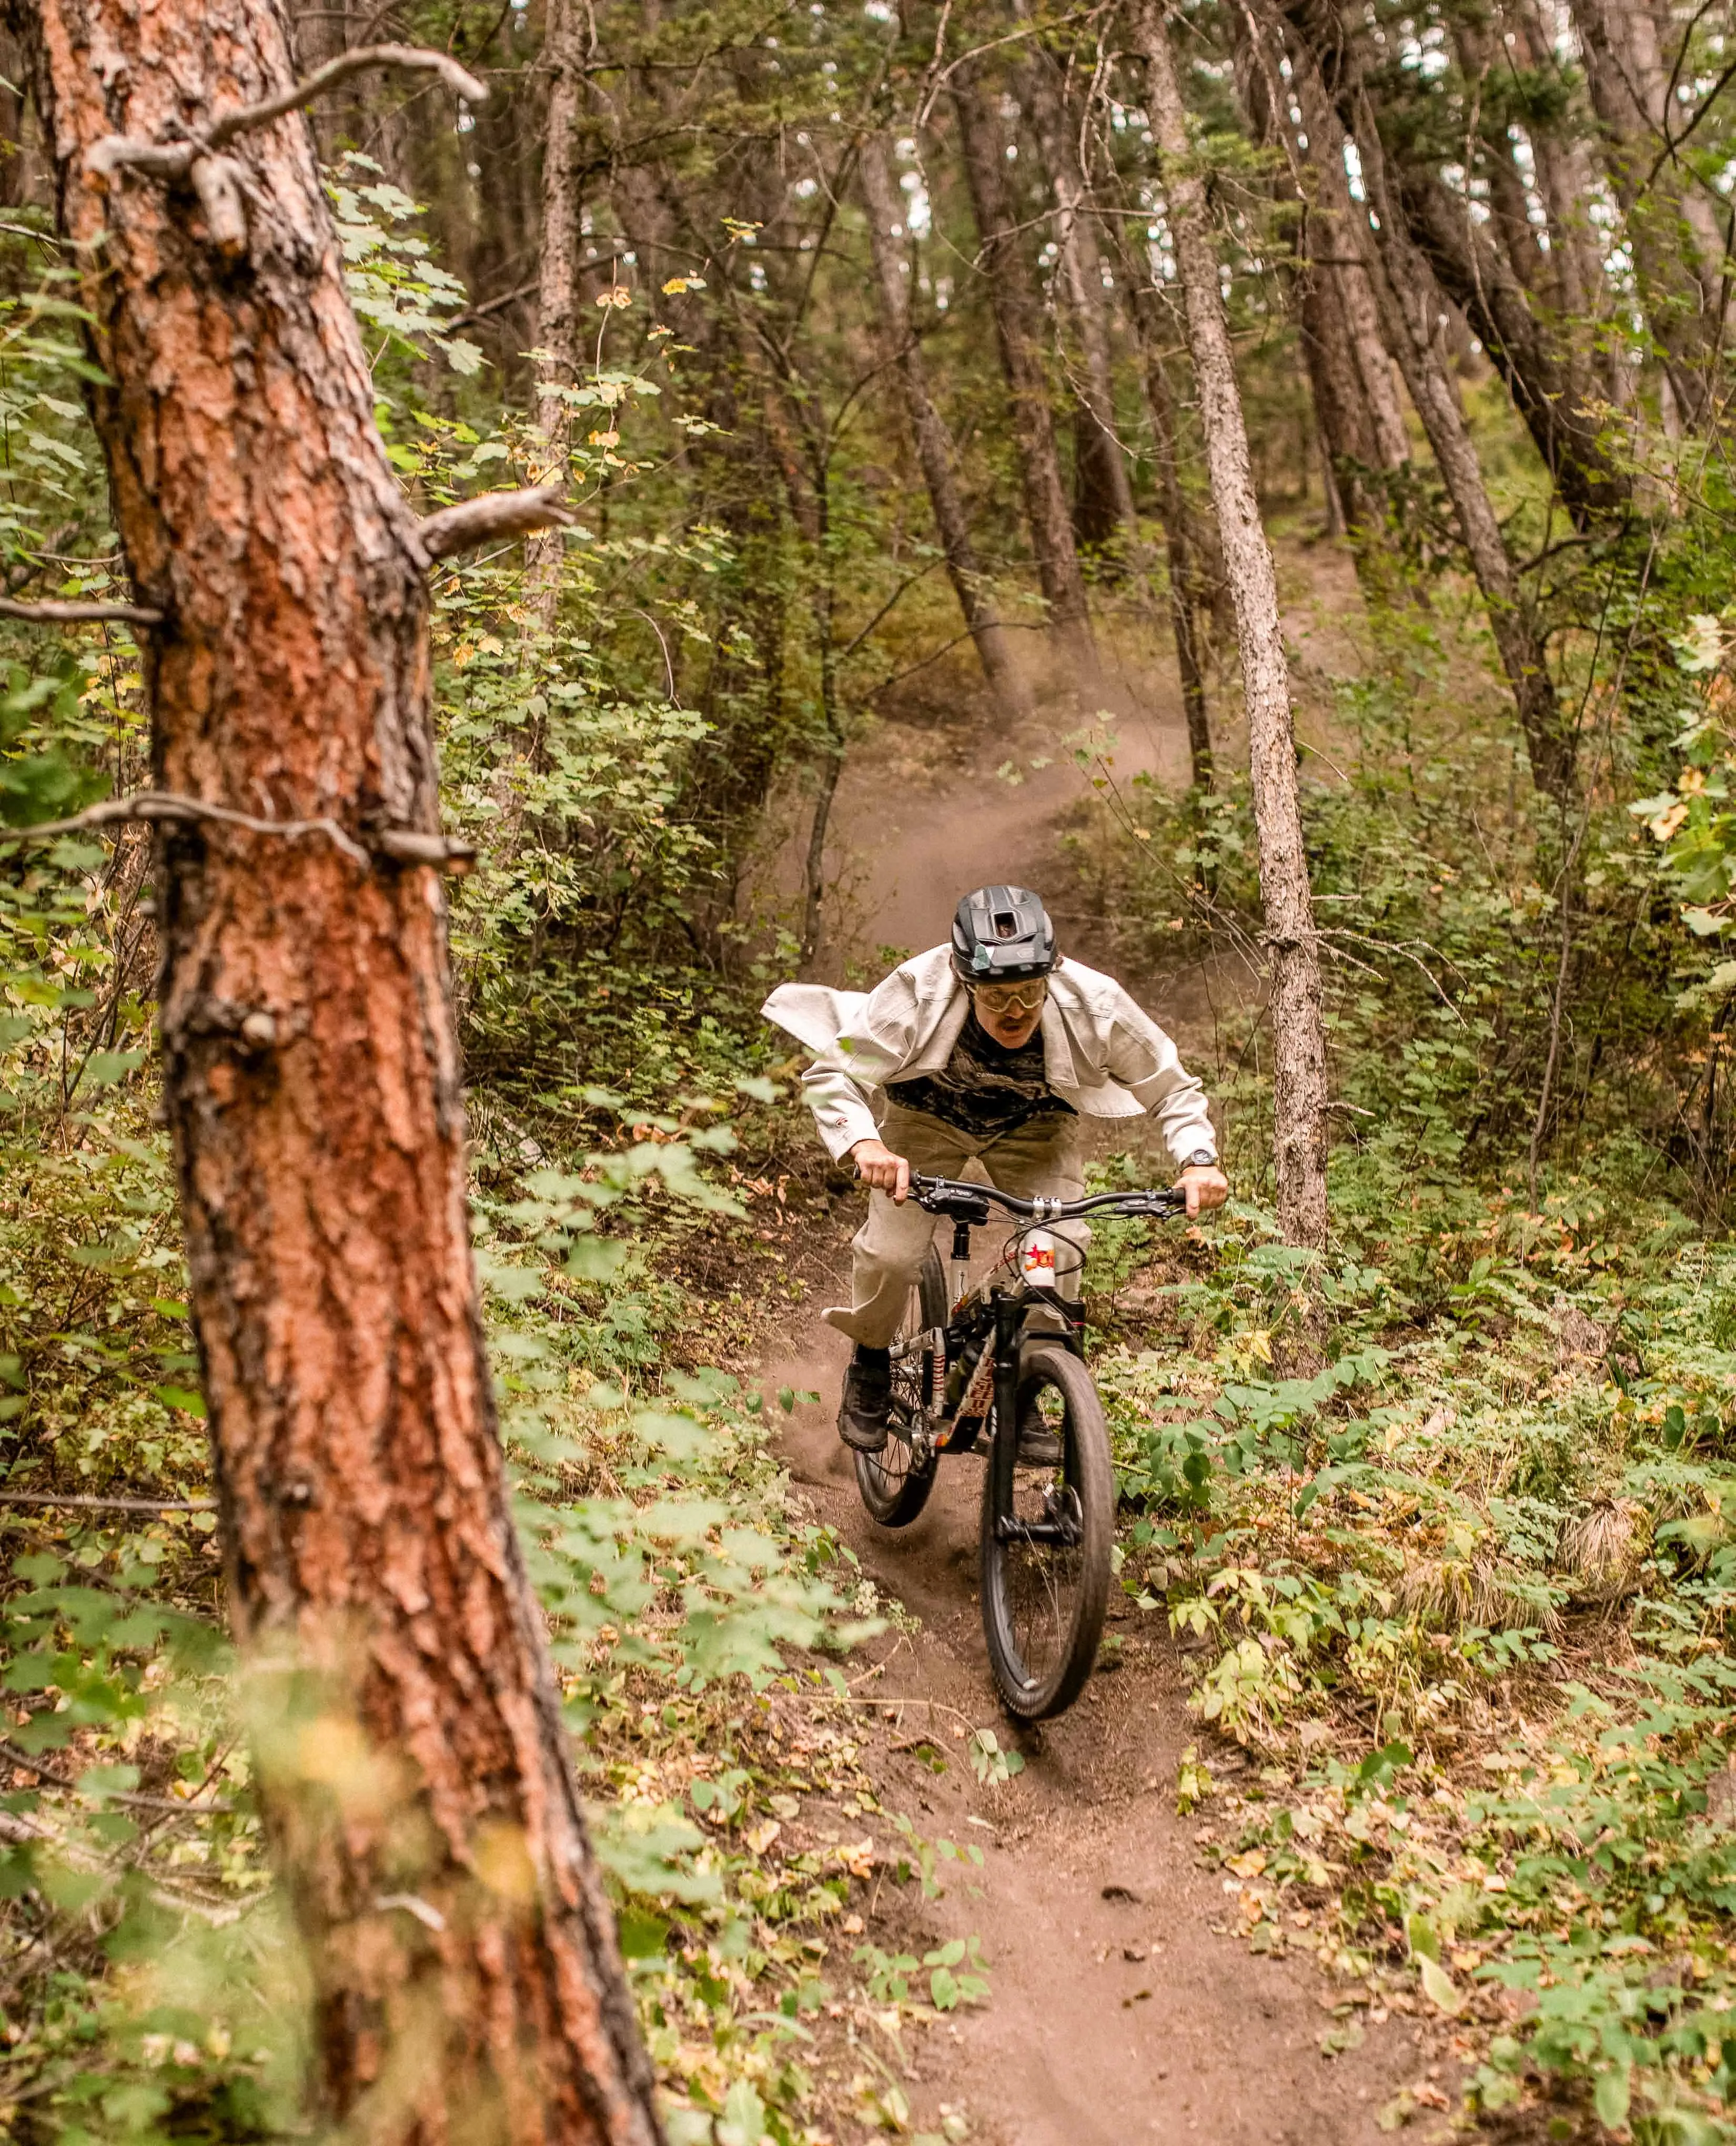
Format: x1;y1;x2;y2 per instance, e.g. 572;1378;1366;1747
891;1173;1186;1477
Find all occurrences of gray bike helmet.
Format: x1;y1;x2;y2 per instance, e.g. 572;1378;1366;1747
950;885;1057;981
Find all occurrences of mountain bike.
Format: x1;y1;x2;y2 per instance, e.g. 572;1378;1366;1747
852;1172;1187;1722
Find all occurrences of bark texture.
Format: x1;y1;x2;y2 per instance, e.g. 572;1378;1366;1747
1136;3;1329;1251
15;0;662;2137
952;70;1095;662
859;134;1027;720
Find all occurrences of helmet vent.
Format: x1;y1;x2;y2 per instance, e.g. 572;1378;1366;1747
993;913;1017;938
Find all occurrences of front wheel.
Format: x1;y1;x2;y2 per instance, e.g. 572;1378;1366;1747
979;1342;1113;1720
853;1246;945;1528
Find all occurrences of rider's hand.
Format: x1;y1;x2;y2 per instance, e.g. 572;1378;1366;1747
851;1138;912;1204
1176;1163;1229;1219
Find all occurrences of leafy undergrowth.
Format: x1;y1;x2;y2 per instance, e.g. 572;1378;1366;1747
0;1052;984;2146
1089;1160;1736;2142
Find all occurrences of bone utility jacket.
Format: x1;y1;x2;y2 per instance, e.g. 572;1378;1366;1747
761;945;1216;1166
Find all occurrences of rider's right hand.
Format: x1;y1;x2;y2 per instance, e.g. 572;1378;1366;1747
850;1137;912;1204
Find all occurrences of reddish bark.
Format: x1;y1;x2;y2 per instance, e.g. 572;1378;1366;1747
12;0;662;2137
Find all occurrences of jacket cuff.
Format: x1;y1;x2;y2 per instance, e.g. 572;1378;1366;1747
812;1096;879;1161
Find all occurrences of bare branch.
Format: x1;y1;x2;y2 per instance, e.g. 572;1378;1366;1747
0;1491;216;1513
0;595;162;625
374;829;478;875
417;482;573;561
203;44;489;148
0;789;372;866
87;44;489;184
0;791;481;875
0;1737;235;1815
0;1502;219;1519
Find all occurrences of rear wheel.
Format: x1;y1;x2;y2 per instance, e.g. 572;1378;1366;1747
979;1342;1113;1719
853;1246;945;1528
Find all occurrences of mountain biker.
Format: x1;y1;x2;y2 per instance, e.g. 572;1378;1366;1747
762;884;1227;1452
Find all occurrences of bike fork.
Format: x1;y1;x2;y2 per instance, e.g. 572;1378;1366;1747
988;1295;1022;1525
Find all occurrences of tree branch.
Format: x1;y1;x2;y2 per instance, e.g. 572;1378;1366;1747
0;1492;216;1513
417;482;574;560
87;44;488;184
0;792;478;874
0;595;162;625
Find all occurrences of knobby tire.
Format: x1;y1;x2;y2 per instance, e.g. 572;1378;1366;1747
853;1246;945;1528
979;1342;1113;1720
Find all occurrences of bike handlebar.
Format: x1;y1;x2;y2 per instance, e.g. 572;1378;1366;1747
908;1172;1189;1223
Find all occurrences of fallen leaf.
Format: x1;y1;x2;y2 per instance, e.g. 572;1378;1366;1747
1418;1955;1462;2017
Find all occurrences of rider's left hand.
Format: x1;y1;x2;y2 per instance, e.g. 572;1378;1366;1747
1175;1164;1229;1219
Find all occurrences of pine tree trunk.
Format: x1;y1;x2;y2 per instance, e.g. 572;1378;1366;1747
526;0;584;638
14;0;662;2136
951;70;1095;664
859;135;1028;720
1135;3;1330;1251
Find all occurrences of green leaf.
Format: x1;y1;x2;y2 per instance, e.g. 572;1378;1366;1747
1592;2064;1630;2130
716;2079;766;2146
80;1049;145;1088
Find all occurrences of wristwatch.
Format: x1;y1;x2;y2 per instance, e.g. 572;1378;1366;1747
1180;1148;1218;1171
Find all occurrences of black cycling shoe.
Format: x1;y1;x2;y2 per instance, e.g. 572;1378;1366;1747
839;1349;892;1453
1016;1413;1064;1467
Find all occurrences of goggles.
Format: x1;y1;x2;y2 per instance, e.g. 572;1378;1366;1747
974;977;1049;1016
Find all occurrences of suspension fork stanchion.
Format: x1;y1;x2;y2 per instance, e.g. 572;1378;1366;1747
989;1292;1022;1531
948;1217;972;1314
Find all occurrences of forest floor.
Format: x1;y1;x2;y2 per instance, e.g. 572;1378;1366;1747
743;563;1462;2143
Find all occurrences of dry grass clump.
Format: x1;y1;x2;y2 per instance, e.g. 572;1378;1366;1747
1398;1553;1562;1636
1560;1497;1651;1605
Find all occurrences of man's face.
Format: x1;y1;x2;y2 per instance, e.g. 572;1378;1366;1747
973;976;1047;1049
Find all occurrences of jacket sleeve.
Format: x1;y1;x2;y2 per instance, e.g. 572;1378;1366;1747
781;966;924;1162
1103;991;1218;1165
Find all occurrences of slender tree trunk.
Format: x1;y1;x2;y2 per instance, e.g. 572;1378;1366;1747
1135;3;1329;1251
526;0;584;637
1328;68;1577;802
1013;41;1139;543
15;0;661;2136
951;69;1095;665
1237;8;1413;592
1570;0;1724;418
858;135;1028;720
1113;240;1215;785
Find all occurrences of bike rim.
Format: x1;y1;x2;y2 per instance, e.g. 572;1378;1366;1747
989;1379;1088;1697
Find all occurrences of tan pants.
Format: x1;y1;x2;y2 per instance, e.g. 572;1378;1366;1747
823;1100;1090;1349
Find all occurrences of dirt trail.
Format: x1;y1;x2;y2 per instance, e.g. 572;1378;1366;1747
755;648;1432;2141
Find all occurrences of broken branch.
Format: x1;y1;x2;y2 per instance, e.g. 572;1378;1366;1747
0;595;162;625
417;482;574;561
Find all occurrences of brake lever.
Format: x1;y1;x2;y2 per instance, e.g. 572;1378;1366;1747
1119;1191;1190;1218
